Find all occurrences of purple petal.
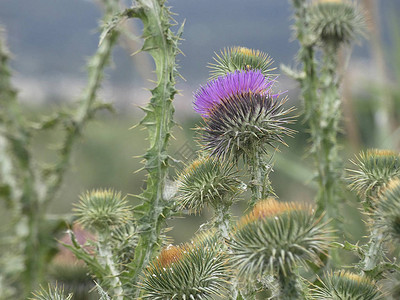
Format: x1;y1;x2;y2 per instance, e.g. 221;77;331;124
193;70;276;117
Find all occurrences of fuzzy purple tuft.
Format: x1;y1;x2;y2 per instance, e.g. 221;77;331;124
193;70;277;117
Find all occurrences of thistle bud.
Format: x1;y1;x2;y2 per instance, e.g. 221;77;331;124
347;149;400;201
176;157;243;214
209;46;275;79
139;232;230;299
73;189;132;231
230;198;331;278
311;271;383;299
376;179;400;242
308;0;365;46
30;284;73;300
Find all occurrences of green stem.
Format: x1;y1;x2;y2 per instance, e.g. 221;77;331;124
126;1;182;294
42;0;120;207
277;269;303;300
315;42;342;227
213;203;231;240
249;151;272;207
361;226;384;277
97;233;124;300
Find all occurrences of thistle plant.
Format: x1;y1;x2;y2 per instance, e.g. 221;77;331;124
230;198;332;299
347;150;400;276
284;0;366;236
4;0;397;299
139;232;230;299
310;271;383;300
176;157;244;238
0;0;120;297
348;149;400;209
375;179;400;242
194;68;295;206
209;46;275;79
30;284;73;300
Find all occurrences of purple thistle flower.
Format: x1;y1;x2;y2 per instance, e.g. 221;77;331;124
200;92;295;161
193;70;277;117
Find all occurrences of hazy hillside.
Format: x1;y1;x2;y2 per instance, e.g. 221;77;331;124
0;0;398;106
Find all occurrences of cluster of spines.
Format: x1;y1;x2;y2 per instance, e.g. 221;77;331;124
308;0;365;46
176;157;242;214
200;92;295;161
73;189;132;231
311;271;383;299
230;198;331;278
209;46;275;79
347;149;400;200
139;232;230;299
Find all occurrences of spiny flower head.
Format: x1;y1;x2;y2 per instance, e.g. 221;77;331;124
193;69;277;117
176;157;244;214
140;232;230;300
230;198;331;278
311;270;383;299
199;92;295;161
74;189;132;231
209;46;275;79
347;149;400;200
30;284;73;300
376;179;400;241
309;0;365;46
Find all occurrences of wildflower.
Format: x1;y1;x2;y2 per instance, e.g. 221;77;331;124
140;232;230;299
176;157;244;214
73;189;132;231
193;69;277;117
209;46;275;79
347;149;400;200
311;271;383;299
198;90;295;161
230;198;331;278
309;0;365;46
376;179;400;241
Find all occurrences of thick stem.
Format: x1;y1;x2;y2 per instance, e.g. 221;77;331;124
361;226;384;276
127;1;181;294
213;203;231;240
98;233;124;300
277;269;302;300
249;151;272;207
314;42;342;228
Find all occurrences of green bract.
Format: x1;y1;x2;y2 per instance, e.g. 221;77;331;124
376;179;400;241
200;92;295;162
209;46;275;79
348;149;400;199
74;189;132;231
140;232;230;299
308;0;365;46
230;198;331;278
30;284;72;300
176;157;243;214
311;271;383;300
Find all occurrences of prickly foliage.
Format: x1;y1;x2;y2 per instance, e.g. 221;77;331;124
230;199;331;278
209;46;275;79
200;92;295;162
74;189;132;231
376;179;400;241
117;0;184;293
348;149;400;201
176;157;243;214
140;232;231;300
311;271;383;300
309;0;365;46
30;284;72;300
